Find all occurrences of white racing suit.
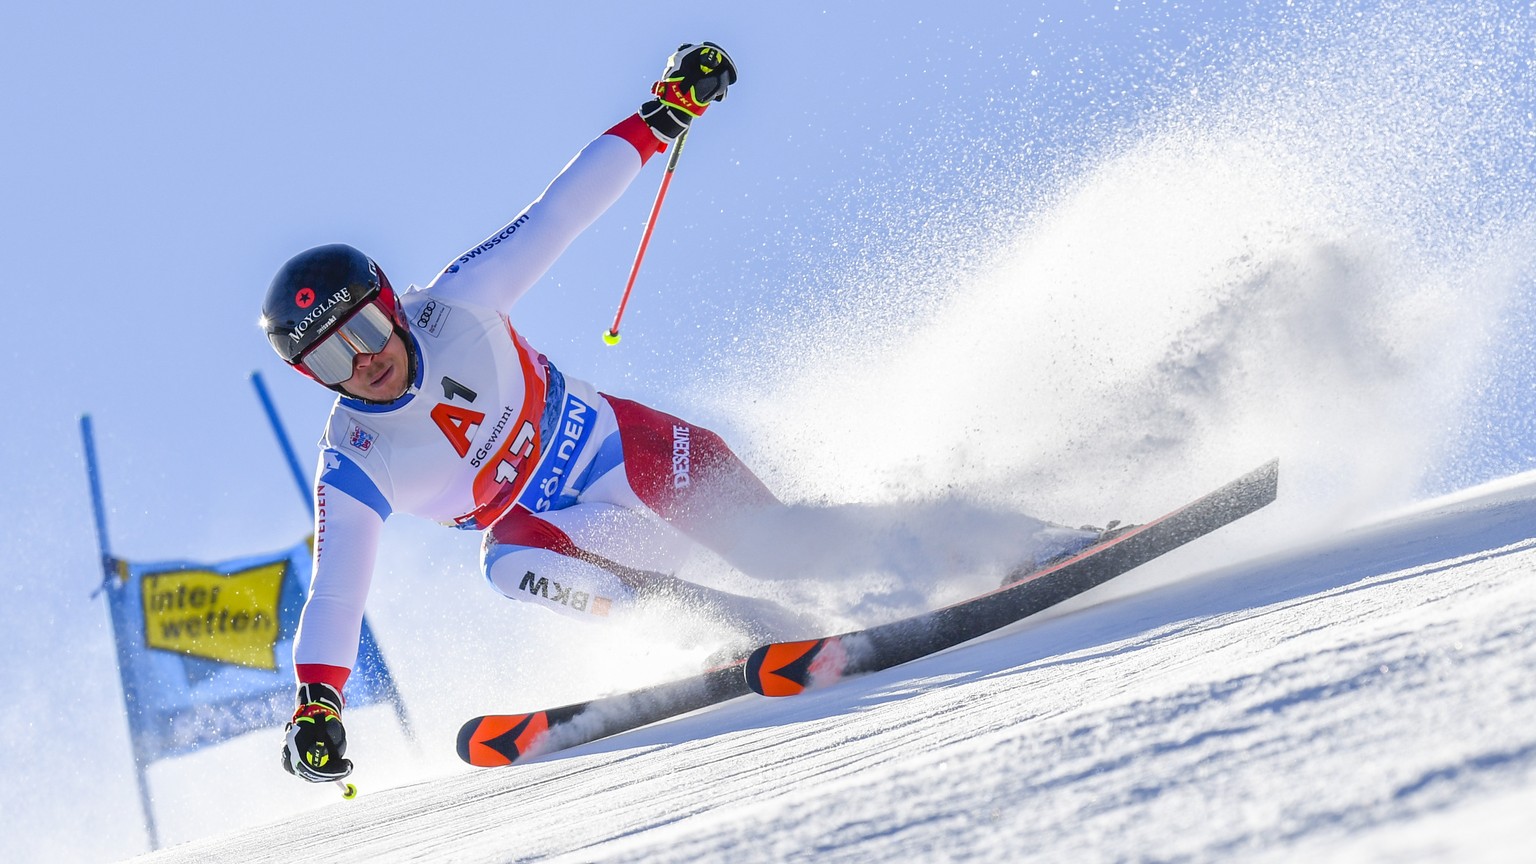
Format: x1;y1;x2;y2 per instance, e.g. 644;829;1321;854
292;114;1092;694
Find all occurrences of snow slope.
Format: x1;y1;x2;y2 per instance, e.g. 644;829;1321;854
21;5;1523;860
129;471;1536;863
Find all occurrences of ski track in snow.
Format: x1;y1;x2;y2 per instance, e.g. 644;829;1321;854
131;475;1536;863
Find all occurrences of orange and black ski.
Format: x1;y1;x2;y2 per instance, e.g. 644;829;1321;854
457;656;751;767
746;460;1280;697
460;461;1278;765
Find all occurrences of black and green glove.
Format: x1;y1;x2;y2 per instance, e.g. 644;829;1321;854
281;683;353;782
640;42;738;143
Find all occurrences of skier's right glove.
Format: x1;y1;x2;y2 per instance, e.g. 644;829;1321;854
639;42;738;143
281;683;353;783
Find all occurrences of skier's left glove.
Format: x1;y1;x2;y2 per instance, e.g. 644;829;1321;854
281;683;353;782
640;42;738;143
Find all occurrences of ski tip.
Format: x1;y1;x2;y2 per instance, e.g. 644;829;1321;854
1258;458;1280;491
455;719;482;764
746;638;841;697
457;712;550;768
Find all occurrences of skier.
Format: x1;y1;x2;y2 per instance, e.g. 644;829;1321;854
265;42;1102;785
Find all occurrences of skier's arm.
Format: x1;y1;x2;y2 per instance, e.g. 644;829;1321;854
423;117;662;312
283;450;390;784
291;492;380;691
425;42;737;313
292;451;391;692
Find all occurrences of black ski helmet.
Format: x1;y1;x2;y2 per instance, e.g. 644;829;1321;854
260;244;408;388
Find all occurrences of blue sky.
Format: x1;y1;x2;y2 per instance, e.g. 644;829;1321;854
2;2;1533;859
0;2;1288;562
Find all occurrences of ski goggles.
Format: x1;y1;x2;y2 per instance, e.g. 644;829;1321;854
296;301;395;385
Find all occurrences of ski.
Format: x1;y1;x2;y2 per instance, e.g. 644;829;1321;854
457;656;751;767
459;460;1279;764
744;459;1280;697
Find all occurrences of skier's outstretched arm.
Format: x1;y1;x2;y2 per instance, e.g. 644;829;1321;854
425;43;737;313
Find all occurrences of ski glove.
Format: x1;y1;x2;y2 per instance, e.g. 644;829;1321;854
281;683;353;782
640;42;738;143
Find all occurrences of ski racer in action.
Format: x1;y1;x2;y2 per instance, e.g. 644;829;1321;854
264;43;1103;786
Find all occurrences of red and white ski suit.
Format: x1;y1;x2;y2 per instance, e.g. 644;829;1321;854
293;115;780;693
293;114;1091;696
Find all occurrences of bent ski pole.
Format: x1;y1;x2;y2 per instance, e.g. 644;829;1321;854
603;128;689;346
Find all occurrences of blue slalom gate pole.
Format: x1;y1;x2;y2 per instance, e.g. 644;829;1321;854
80;415;162;852
250;371;314;517
81;415;114;581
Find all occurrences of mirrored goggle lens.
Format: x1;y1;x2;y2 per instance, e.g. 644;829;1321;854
297;302;395;385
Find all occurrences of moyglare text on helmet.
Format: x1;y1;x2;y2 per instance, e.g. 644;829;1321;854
289;286;354;342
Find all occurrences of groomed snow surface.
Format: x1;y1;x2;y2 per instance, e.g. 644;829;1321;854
131;472;1536;863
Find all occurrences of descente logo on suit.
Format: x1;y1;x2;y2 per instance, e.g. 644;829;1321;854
672;425;691;489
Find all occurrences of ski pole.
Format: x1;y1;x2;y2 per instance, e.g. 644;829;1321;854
603;128;689;346
336;779;358;800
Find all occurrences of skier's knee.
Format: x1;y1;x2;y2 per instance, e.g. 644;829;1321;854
483;545;634;622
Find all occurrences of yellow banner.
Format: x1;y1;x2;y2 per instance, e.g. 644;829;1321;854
140;561;286;670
